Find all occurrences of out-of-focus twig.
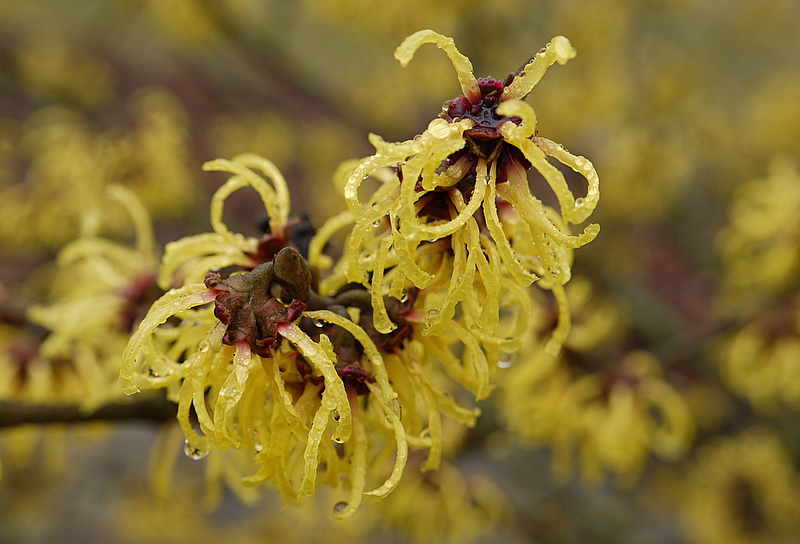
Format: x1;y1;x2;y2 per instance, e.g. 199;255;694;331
0;394;176;428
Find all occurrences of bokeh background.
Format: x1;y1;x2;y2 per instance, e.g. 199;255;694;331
2;0;800;543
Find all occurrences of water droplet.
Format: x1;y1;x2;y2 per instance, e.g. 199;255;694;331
183;440;209;460
427;119;451;139
425;308;441;328
387;398;402;419
313;318;325;328
399;289;409;303
333;501;349;516
575;197;585;207
332;408;341;421
498;353;516;368
372;219;382;228
333;436;345;444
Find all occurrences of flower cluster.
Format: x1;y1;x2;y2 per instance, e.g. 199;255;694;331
121;154;479;517
120;30;600;517
311;31;599;377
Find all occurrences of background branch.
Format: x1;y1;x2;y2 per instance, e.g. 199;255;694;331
0;394;176;428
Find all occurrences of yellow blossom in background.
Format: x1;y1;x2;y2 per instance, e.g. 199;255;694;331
501;280;693;486
14;35;115;109
129;0;221;47
715;158;800;412
0;88;196;254
0;323;87;484
718;300;800;414
593;125;693;222
680;429;800;544
25;185;161;411
718;157;800;295
207;112;295;172
746;71;800;161
379;459;511;544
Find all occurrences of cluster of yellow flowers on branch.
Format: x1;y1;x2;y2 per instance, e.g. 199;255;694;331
115;30;600;516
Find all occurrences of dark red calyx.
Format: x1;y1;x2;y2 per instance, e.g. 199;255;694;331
204;247;311;357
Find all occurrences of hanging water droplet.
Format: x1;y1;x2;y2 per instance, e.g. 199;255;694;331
332;408;341;421
399;289;409;303
372;219;383;228
575;197;585;207
332;435;345;444
333;501;349;516
313;318;326;328
183;439;209;460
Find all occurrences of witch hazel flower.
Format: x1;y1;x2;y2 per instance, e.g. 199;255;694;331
312;30;599;358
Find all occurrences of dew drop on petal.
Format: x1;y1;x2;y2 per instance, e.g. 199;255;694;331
425;308;441;328
399;289;409;303
332;408;341;421
498;352;516;368
313;318;325;328
427;118;451;139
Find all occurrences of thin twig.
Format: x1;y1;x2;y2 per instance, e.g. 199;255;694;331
0;394;176;428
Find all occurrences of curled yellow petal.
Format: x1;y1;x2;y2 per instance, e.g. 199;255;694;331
120;285;216;394
394;29;480;103
502;36;576;101
203;154;289;237
276;322;351;443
